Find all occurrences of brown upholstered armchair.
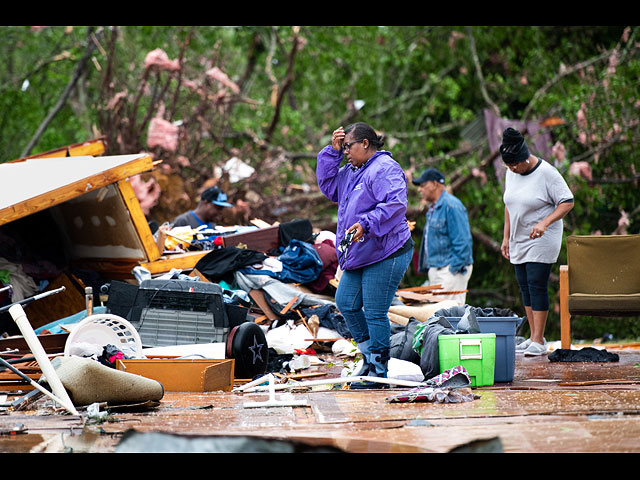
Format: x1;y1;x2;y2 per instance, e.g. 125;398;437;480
559;234;640;349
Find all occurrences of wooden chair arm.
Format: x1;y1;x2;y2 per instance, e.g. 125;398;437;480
559;265;571;349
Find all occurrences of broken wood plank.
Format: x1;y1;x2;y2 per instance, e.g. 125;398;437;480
10;137;107;163
248;290;278;321
280;296;298;315
558;379;638;387
253;315;269;324
249;218;273;228
303;338;342;342
397;290;468;303
117;178;162;262
287;372;327;380
187;268;210;282
397;285;443;293
388;312;410;326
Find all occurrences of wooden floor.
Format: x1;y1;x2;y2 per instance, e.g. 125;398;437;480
2;346;640;453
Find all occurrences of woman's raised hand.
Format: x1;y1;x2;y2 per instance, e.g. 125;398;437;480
332;127;345;151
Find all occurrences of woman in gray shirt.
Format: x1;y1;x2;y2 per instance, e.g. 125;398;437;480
499;128;574;356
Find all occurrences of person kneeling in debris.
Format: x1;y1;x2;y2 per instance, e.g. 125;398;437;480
317;123;414;389
172;186;233;229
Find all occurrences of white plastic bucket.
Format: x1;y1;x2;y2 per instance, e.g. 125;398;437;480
64;314;143;358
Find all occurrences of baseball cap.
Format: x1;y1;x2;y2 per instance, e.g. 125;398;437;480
412;168;445;185
201;186;233;207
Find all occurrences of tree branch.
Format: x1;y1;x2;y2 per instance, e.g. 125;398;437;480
21;27;101;157
264;28;303;143
466;26;500;118
521;50;612;122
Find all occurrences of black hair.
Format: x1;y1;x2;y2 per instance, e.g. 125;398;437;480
344;122;385;150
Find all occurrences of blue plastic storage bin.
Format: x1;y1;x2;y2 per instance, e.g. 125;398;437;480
446;316;518;383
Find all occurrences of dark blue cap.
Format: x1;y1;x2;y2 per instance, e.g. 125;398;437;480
201;186;233;207
412;168;445;185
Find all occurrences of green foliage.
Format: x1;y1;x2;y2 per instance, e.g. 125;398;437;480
1;25;638;340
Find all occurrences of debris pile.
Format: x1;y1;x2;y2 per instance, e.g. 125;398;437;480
0;213;495;419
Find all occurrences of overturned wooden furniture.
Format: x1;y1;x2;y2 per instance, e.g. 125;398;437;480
0;149;160;279
559;234;640;349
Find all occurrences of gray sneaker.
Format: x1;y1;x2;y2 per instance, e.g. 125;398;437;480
516;338;532;352
523;341;548;356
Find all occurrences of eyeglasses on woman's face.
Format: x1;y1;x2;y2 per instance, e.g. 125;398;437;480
343;139;364;152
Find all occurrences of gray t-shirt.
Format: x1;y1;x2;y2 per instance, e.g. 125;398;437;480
503;158;574;264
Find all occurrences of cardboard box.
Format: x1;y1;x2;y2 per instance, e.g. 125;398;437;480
438;333;495;387
116;358;235;392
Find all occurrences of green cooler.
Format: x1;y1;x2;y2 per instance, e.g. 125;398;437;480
438;333;496;387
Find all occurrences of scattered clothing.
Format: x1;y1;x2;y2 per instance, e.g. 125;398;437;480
416;316;456;380
278;219;314;248
234;271;332;315
386;386;478;404
423;365;472;388
194;247;267;284
432;305;519;319
390;317;422;365
308;239;338;293
300;304;351;339
548;347;619;363
0;257;38;302
240;239;323;284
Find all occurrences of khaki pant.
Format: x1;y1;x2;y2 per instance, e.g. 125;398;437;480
423;264;473;305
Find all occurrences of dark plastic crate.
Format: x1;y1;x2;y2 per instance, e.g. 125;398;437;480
129;280;229;347
130;280;228;325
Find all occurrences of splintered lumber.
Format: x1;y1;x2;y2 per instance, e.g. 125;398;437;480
396;285;443;293
249;218;274;228
249;290;278;321
388;312;411;326
280;296;298;315
388;300;459;322
397;290;468;304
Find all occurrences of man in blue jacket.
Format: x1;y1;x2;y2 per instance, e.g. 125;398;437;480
413;168;473;305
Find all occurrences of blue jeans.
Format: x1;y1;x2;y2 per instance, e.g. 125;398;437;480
513;262;553;311
335;248;413;354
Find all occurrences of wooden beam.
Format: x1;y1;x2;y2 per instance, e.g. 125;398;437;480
0;154;154;226
139;250;210;275
117;178;161;262
559;265;571;350
9;137;107;163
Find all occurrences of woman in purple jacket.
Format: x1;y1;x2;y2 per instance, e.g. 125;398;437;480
317;123;413;388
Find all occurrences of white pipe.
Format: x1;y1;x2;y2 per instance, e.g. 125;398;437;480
9;304;79;416
235;374;425;393
242;374;309;408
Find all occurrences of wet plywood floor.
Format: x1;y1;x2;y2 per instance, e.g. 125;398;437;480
2;348;640;453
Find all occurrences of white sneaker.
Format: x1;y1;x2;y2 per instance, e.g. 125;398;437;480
516;338;531;352
523;341;548;357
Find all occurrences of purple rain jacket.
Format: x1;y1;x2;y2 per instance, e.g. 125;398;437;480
316;145;412;271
